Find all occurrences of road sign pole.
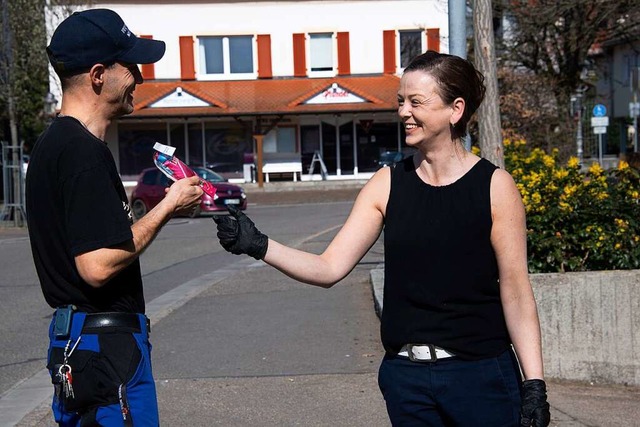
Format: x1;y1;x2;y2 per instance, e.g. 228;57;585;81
591;105;608;165
577;107;583;166
598;134;603;165
634;99;639;152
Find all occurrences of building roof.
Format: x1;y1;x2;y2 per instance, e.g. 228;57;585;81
128;74;401;119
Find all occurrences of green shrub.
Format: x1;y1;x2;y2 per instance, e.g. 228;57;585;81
502;139;640;273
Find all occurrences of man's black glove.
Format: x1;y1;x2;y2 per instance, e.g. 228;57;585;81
212;205;268;260
520;379;551;427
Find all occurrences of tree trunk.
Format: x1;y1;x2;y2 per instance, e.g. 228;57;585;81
473;0;504;168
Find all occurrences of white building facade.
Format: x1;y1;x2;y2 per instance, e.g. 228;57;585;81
47;0;450;182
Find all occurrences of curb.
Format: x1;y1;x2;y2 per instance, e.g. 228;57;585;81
370;263;384;318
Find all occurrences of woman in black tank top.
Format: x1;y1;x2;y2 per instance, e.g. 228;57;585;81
214;51;549;427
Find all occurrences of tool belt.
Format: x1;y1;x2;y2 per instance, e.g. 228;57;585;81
54;307;149;337
82;312;149;333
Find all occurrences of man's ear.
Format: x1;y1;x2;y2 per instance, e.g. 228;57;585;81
89;64;106;87
450;97;465;126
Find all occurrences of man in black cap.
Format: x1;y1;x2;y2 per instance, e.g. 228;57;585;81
26;9;203;425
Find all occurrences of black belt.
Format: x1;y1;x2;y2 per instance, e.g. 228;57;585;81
81;312;149;333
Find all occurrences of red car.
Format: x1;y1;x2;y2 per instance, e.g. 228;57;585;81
130;166;247;219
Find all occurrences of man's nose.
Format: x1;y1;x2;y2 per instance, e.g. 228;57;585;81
132;65;143;84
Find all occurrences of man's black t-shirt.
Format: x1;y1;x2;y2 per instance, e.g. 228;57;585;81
26;116;144;313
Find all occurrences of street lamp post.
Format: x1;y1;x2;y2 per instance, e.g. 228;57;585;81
571;86;589;167
44;91;58;123
631;100;639;153
630;68;640;153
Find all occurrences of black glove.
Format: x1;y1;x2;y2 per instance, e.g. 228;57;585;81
212;205;268;260
520;379;551;427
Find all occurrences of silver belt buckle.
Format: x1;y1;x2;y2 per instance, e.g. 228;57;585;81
407;343;438;363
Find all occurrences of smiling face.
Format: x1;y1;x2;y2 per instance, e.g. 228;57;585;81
103;62;143;117
397;70;458;149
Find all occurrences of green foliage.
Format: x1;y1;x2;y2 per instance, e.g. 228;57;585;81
503;139;640;273
0;0;49;149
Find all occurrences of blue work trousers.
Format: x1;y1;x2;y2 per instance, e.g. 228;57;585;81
378;348;522;426
47;312;159;426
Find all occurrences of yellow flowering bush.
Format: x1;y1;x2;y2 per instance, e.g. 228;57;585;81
503;139;640;273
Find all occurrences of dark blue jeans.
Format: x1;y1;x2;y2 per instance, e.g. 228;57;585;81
378;348;522;426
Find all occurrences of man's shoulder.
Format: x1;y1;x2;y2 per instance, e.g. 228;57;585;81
56;122;110;157
36;120;99;154
31;128;110;184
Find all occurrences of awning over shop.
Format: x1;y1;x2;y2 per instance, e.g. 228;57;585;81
128;74;401;118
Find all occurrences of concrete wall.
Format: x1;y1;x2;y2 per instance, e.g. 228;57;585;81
532;269;640;387
370;266;640;387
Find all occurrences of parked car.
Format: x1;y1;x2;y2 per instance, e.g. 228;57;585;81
376;151;405;169
130;166;247;219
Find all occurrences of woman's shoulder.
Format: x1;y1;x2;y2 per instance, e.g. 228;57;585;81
490;165;516;186
489;166;522;208
356;165;392;213
368;164;393;190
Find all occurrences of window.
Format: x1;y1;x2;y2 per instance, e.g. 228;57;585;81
264;127;297;153
198;35;254;78
118;123;166;176
276;127;296;153
399;30;423;68
310;33;334;74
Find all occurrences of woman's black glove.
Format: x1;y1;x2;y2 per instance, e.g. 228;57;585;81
520;379;551;426
212;205;268;260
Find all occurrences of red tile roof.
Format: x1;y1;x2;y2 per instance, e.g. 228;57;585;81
128;75;401;118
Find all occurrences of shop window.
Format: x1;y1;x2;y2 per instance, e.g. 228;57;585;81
357;122;404;172
264;127;297;153
301;125;320;172
169;123;187;162
118;124;166;177
198;35;255;79
277;127;297;153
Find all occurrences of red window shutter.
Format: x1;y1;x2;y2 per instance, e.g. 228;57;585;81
427;28;440;53
139;35;156;80
383;30;396;74
337;32;351;76
257;34;273;79
293;33;306;77
179;36;196;81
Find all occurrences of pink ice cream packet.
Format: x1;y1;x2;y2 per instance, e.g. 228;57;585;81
152;142;216;198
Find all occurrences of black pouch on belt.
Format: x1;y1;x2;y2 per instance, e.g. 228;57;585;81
47;333;141;413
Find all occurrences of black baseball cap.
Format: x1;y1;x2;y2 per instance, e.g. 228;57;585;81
47;8;166;73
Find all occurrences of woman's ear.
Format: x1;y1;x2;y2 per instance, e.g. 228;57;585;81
450;97;465;126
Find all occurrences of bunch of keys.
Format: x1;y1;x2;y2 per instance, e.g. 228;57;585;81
58;364;74;399
57;335;81;400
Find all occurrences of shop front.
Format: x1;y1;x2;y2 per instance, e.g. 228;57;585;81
116;75;404;184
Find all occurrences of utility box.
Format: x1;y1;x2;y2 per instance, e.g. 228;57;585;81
243;164;255;183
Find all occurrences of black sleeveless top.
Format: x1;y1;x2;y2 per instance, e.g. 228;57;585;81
381;157;511;360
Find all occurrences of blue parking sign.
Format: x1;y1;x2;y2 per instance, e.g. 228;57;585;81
593;104;607;117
